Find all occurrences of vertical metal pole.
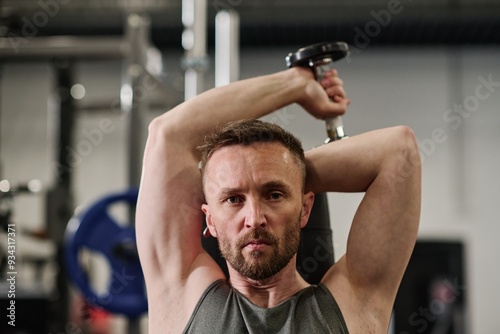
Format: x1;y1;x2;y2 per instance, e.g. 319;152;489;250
55;61;76;191
46;59;75;332
122;13;150;334
123;13;150;189
0;66;3;180
215;10;239;87
182;0;208;99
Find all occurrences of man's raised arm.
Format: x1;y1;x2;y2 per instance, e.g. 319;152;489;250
305;126;421;332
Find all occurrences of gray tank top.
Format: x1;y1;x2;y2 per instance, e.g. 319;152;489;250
183;279;349;333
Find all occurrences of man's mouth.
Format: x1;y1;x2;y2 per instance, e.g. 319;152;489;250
246;239;268;246
244;239;270;251
238;230;276;250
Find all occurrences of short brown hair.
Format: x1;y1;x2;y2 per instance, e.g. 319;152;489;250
198;119;306;187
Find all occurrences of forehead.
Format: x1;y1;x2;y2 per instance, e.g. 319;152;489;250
203;142;301;187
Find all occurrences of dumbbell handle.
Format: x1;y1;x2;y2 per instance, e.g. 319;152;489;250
309;57;348;144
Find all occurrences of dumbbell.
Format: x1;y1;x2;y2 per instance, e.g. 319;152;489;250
286;41;350;143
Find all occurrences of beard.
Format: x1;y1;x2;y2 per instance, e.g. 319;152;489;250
217;215;301;281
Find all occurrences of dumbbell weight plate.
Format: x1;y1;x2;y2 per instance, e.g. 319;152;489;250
285;41;349;68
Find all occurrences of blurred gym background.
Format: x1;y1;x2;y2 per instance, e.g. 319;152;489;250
0;0;499;333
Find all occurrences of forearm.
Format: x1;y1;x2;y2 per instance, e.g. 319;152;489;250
152;67;312;156
305;126;420;193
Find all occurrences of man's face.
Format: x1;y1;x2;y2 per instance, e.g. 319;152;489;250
201;142;313;281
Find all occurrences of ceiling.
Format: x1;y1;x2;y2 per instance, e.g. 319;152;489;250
1;0;500;50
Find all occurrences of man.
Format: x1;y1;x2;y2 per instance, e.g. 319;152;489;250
136;66;421;333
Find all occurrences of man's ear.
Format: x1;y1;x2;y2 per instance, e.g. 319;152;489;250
300;192;315;229
201;203;217;237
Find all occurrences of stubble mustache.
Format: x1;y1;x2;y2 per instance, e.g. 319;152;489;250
236;229;278;250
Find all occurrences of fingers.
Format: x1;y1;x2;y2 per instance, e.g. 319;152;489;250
332;96;350;115
321;70;345;95
322;69;343;85
325;85;347;99
294;67;349;119
321;69;349;113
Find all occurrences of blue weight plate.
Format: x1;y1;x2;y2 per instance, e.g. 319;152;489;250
64;188;147;318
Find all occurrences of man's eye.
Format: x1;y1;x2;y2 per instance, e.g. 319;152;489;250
269;193;283;200
226;196;240;204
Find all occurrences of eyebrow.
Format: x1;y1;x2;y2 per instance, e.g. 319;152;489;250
260;181;291;193
219;187;244;198
218;180;292;198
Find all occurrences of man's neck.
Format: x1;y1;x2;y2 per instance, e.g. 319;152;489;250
227;259;310;308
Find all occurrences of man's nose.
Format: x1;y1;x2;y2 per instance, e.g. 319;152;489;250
244;199;267;229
